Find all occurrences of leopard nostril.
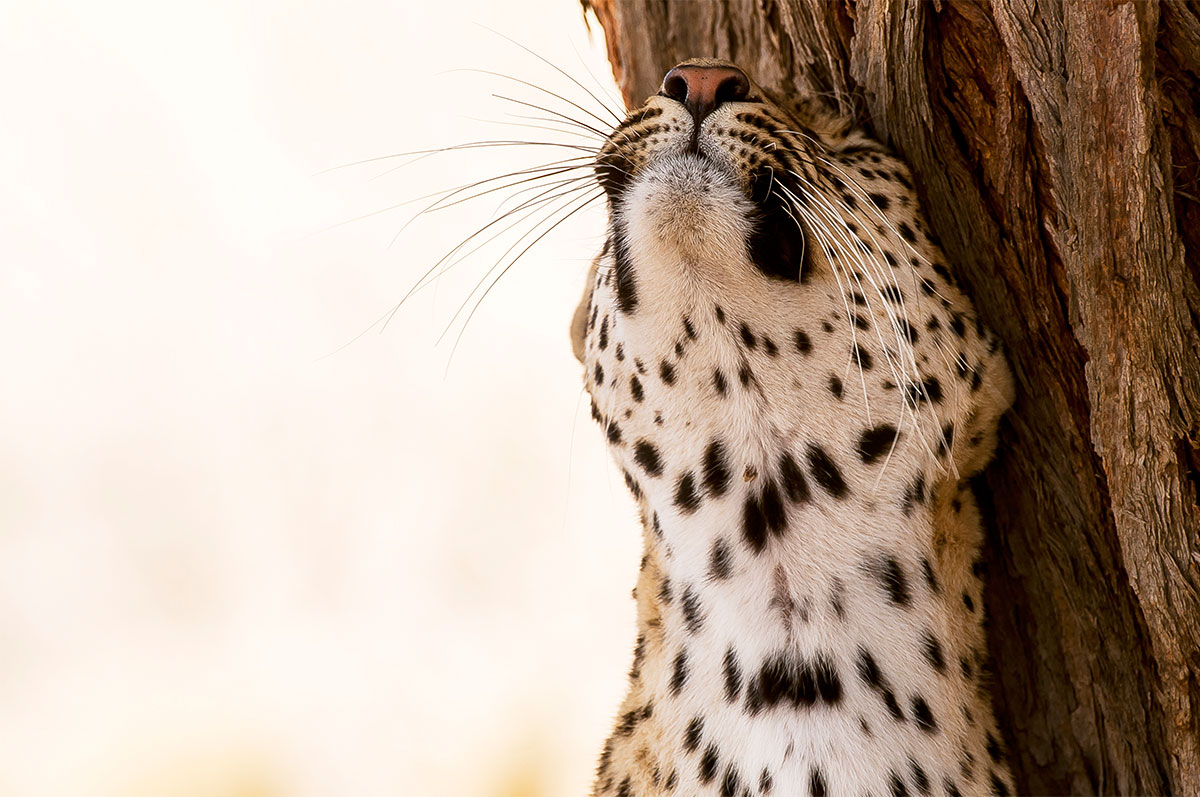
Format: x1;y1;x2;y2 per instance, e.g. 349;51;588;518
660;64;751;123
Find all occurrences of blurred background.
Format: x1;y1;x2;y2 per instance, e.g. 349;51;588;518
0;1;640;795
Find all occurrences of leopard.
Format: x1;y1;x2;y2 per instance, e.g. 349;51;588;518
569;60;1016;797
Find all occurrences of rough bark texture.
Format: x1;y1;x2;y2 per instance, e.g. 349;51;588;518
581;1;1200;793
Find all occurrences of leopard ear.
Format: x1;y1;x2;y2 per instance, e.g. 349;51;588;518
570;251;602;363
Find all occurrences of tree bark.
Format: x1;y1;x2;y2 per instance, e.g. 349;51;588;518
581;1;1200;793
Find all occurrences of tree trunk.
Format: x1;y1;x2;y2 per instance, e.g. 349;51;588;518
580;1;1200;793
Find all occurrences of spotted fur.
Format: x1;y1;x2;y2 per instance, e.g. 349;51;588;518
573;59;1015;797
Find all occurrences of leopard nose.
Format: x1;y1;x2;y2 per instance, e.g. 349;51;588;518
661;63;750;123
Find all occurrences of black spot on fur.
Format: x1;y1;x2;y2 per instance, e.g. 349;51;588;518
634;440;663;477
613;235;638;314
794;329;812;354
879;556;912;606
869;192;891;211
684;716;703;752
760;769;773;794
723;647;742;701
986;731;1004;762
857;424;899;464
713;369;728;396
714;305;726;324
760;479;786;534
670;649;688;694
616;776;632;797
779;452;812;504
910;759;931;795
961;656;974;679
699;745;719;783
606;421;622;444
922;557;940;593
945;778;963;797
856;648;882;688
807;443;848;498
813;655;842;704
907;375;943;405
923;632;946;674
898;221;916;243
743;493;768;553
720;765;741;797
740;323;757;349
710;539;732;580
853;343;873;370
828;375;843;399
683;316;696;339
810;767;827;797
703;440;731;497
963;591;976;612
674;471;701;514
681;586;703;632
659;360;676;385
902;473;927;515
763;337;778;356
990;772;1010;797
911;696;937;733
890;770;909;797
630;375;644;403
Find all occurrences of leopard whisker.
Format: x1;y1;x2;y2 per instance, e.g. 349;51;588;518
442;189;605;373
379;179;601;335
475;28;625;123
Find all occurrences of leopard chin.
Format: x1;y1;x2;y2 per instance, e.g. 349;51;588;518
621;154;753;274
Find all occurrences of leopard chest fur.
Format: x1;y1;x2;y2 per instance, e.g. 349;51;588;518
576;60;1015;797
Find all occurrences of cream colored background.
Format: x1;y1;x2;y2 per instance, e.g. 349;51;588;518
0;1;640;795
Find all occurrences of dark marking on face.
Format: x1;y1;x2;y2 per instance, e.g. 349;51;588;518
890;770;910;797
908;375;943;405
857;424;899;464
630;374;644;403
828;375;843;399
594;363;605;386
613;234;638;314
794;329;812;354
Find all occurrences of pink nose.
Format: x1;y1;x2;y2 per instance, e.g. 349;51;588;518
661;63;750;122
